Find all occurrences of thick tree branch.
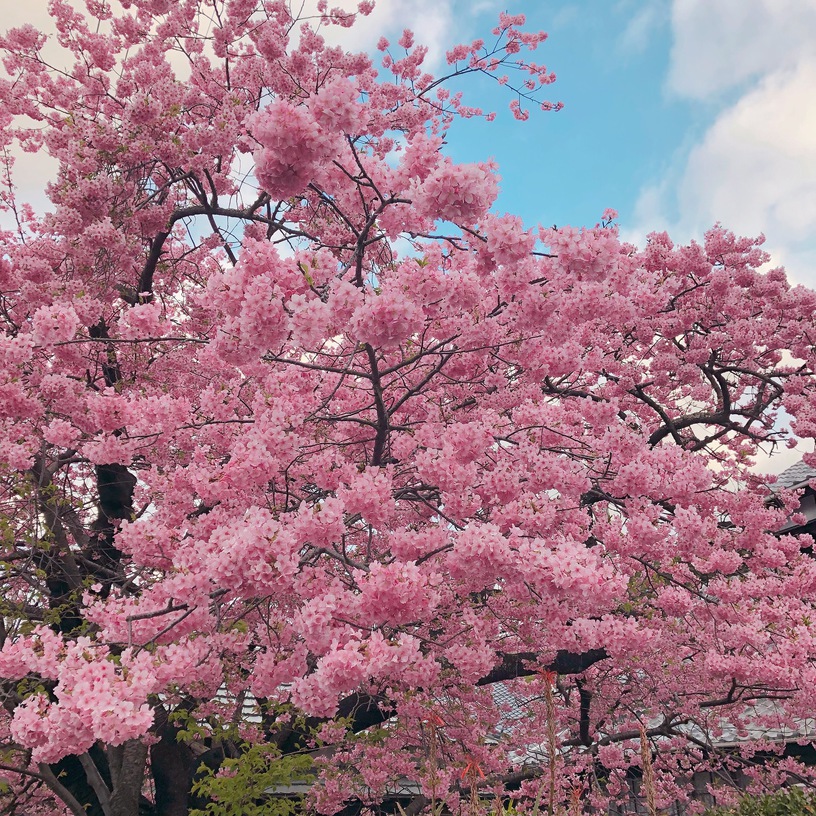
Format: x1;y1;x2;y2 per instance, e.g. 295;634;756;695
476;648;609;686
38;763;90;816
78;753;112;816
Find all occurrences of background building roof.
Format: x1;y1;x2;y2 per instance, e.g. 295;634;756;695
773;458;816;490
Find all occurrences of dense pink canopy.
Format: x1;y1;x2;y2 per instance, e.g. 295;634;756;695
1;2;816;815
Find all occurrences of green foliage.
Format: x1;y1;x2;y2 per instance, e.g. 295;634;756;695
707;788;816;816
190;742;314;816
168;707;216;744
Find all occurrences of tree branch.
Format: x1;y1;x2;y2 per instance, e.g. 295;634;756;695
78;753;112;816
37;763;89;816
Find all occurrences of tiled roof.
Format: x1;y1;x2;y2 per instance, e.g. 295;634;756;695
774;458;816;490
492;681;527;725
677;700;816;748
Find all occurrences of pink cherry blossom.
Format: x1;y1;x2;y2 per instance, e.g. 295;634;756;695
0;3;814;815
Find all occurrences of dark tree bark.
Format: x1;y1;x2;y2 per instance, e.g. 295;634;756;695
151;708;198;816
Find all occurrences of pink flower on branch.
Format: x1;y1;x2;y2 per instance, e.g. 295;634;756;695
0;3;813;815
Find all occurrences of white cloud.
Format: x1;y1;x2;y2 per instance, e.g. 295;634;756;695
674;59;816;282
668;0;816;99
2;4;56;34
627;0;816;287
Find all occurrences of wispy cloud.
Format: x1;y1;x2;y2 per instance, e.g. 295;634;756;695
675;61;816;279
617;3;666;55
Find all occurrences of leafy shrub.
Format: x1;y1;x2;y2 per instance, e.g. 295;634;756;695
707;788;816;816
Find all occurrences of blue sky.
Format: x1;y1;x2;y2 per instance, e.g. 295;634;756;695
447;2;695;228
352;0;816;288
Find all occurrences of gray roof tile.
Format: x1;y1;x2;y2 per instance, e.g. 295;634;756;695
774;459;816;490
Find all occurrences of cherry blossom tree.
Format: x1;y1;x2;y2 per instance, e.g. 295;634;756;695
1;2;816;815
